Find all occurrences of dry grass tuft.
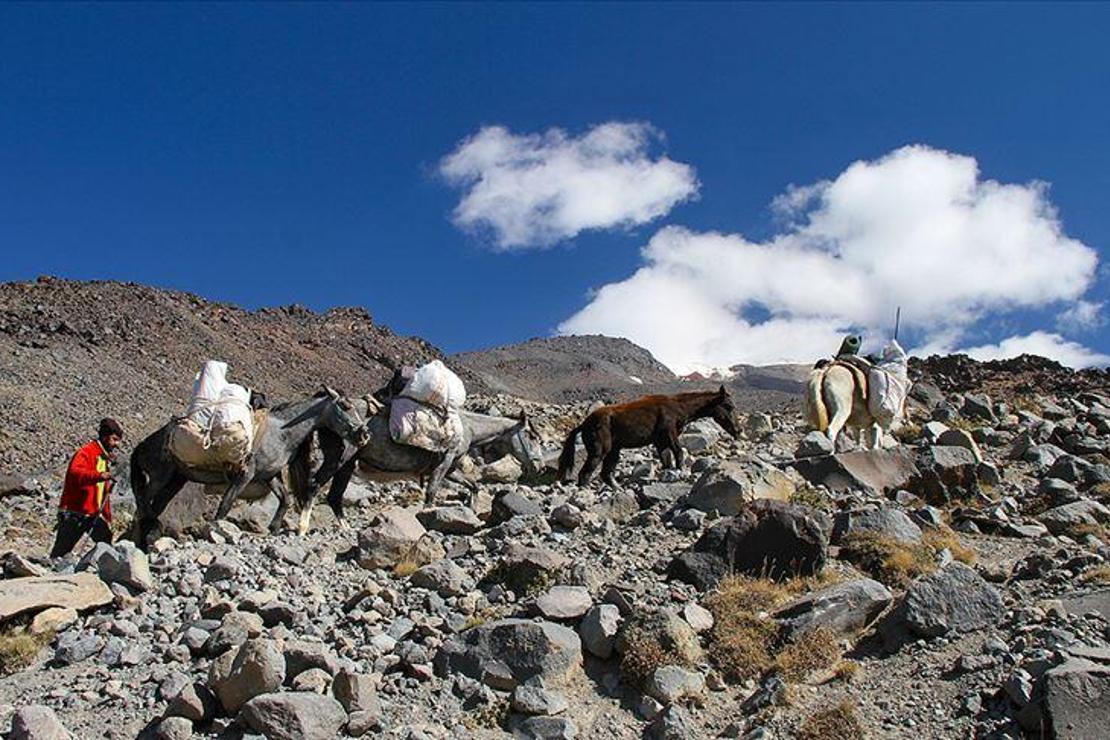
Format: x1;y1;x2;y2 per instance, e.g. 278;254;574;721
704;575;809;682
922;527;977;564
392;560;419;578
790;484;832;512
775;627;842;681
946;416;979;433
620;629;683;688
1081;565;1110;585
1089;482;1110;504
838;533;936;587
892;422;922;444
797;699;866;740
0;628;51;676
833;659;860;681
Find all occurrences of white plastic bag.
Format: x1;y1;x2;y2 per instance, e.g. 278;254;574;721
402;360;466;412
868;340;910;423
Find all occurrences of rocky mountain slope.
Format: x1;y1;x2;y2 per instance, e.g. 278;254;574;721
0;277;451;476
2;278;1109;740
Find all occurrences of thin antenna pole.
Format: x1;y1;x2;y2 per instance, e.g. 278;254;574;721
894;306;902;341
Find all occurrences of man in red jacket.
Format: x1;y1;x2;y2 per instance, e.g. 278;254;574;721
50;418;123;558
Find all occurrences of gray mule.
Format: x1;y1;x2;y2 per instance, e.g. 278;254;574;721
128;387;369;548
290;398;543;532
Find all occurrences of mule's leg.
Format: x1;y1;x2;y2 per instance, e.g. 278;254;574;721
215;463;255;521
667;425;685;470
825;396;851;449
600;448;621;488
135;474;187;549
267;476;292;535
577;427;606;486
869;423;883;450
325;459;357;526
424;455;455;507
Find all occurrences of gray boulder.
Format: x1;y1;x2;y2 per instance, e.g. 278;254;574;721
410;559;475;597
645;665;705;705
357;508;443;570
579;604;622;659
1040;658;1110;740
535;586;593;621
417;505;483;535
681;461;795;516
775;578;893;640
496;544;567;595
8;705;73;740
902;563;1003;637
795;431;834;458
76;540;154;592
832;508;923;544
1037;499;1110;535
239;692;347;740
434;618;582;690
207;638;286;713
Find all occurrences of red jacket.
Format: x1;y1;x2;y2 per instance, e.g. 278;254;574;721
60;440;112;522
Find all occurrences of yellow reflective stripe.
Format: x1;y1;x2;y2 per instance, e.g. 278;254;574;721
95;455;106;509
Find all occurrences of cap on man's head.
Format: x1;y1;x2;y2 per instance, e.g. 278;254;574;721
98;418;123;439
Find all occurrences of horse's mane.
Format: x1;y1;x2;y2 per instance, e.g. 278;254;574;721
269;390;330;413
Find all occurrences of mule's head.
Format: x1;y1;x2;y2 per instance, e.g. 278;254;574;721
321;386;372;448
710;385;741;438
509;413;545;477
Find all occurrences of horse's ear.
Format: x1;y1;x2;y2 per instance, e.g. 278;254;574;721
718;384;727;395
322;385;340;400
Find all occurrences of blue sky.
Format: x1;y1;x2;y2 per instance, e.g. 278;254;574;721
1;3;1108;370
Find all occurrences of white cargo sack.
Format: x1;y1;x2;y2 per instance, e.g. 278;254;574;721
170;361;256;470
867;340;910;424
402;360;466;412
389;360;466;451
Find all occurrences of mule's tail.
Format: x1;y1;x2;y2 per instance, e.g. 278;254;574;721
804;369;829;433
557;424;583;481
286;436;313;510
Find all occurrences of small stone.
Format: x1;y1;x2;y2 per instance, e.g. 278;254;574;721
535;586;593;621
512;685;570;715
580;604;622;659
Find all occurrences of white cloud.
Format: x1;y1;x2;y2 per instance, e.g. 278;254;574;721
960;331;1110;369
1056;299;1106;334
559;145;1104;373
439;122;698;250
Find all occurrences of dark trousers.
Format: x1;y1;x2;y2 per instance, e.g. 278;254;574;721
50;513;112;558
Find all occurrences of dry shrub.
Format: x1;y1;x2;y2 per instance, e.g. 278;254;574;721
946;416;979;433
620;629;682;688
775;627;842;681
1081;565;1110;585
1089;482;1110;504
838;533;935;587
790;484;832;512
0;628;51;676
1010;395;1043;416
705;575;797;682
797;699;866;740
1067;522;1109;545
833;659;860;681
922;527;976;564
892;422;922;444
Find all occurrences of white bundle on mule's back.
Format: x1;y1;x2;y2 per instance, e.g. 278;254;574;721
170;360;256;470
867;340;910;424
390;360;466;451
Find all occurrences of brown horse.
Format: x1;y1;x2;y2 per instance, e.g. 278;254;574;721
557;386;740;486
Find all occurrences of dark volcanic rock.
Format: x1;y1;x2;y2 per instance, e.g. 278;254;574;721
792;448;919;496
669;500;830;588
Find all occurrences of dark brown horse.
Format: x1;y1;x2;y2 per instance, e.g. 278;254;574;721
557;386;740;486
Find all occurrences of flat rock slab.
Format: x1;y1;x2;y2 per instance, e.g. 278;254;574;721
1061;589;1110;621
792;448;919;496
775;578;893;640
1042;658;1110;740
535;586;593;620
902;563;1002;637
0;573;113;622
239;692;346;740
